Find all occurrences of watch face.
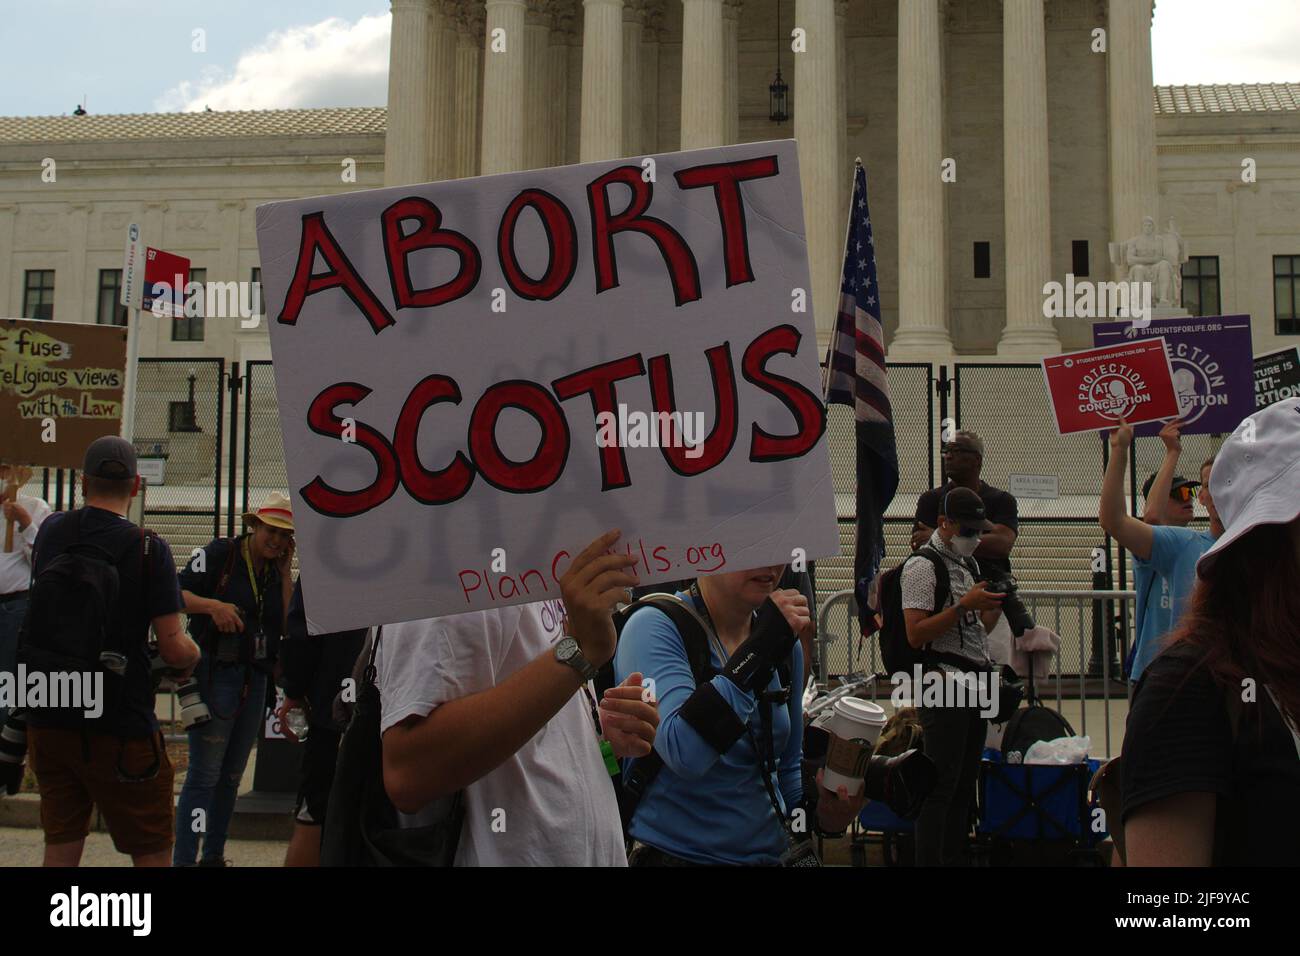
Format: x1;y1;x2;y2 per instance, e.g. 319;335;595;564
556;637;578;662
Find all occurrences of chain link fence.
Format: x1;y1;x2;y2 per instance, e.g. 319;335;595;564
242;360;288;516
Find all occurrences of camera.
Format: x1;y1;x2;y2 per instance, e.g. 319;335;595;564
175;677;212;730
978;568;1035;637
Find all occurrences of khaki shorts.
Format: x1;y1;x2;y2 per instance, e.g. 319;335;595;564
27;727;175;857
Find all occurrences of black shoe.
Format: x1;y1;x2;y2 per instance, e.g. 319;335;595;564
198;858;230;867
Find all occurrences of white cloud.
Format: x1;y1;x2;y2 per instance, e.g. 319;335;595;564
1153;0;1300;85
154;14;390;112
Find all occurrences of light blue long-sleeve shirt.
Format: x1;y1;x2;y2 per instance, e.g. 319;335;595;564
614;593;804;865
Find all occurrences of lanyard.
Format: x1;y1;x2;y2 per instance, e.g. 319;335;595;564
241;536;267;623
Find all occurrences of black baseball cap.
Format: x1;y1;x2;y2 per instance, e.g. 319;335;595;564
83;436;137;479
942;487;994;531
1141;473;1200;500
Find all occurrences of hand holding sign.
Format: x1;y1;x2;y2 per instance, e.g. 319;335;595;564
557;529;640;670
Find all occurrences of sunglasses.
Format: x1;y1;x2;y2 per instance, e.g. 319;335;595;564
1170;485;1197;503
957;525;985;537
942;444;981;457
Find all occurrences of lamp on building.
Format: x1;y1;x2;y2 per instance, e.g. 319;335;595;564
769;0;789;123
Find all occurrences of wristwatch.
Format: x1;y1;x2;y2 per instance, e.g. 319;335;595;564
554;637;598;682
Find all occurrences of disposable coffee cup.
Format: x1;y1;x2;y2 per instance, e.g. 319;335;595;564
822;698;887;796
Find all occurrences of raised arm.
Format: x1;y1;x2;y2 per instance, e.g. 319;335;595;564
1141;418;1184;523
1098;418;1154;561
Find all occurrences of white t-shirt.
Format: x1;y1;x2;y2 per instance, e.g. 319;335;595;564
376;600;626;867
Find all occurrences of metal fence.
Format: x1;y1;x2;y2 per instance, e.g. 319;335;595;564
816;587;1134;759
242;360;287;517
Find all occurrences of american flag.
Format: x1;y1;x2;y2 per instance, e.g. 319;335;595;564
823;161;899;636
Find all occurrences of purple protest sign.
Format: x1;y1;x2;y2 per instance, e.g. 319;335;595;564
1092;315;1255;436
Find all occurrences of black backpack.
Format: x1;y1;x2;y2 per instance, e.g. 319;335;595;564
17;510;150;728
876;546;982;676
321;628;465;866
594;593;792;839
1000;685;1076;761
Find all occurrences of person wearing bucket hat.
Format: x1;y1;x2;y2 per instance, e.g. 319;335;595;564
174;491;296;866
1119;398;1300;866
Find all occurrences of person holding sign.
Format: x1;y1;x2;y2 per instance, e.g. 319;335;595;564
1099;418;1222;689
1;464;50;728
174;493;296;867
379;530;659;865
613;568;863;866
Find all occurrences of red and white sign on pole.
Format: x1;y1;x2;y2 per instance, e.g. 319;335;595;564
1041;338;1180;434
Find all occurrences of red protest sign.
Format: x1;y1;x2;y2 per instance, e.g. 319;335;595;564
1041;338;1179;435
140;247;191;317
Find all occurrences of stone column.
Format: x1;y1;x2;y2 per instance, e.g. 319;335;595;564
65;203;91;324
580;0;624;162
835;0;849;214
453;4;484;178
482;0;528;173
679;0;725;149
549;7;573;165
722;0;741;145
0;205;16;315
385;0;437;185
891;0;952;357
794;0;842;343
623;1;645;156
429;1;458;180
1107;0;1159;261
998;0;1060;355
523;1;553;168
641;2;664;152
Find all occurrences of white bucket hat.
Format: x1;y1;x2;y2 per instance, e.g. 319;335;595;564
1197;397;1300;578
242;491;294;532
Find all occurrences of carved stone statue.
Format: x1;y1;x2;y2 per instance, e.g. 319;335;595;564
1121;216;1177;306
1163;216;1189;307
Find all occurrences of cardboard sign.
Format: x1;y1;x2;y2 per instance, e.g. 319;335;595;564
0;318;127;468
1041;339;1179;435
255;141;839;632
1093;315;1255;436
140;247;191;318
1254;347;1300;409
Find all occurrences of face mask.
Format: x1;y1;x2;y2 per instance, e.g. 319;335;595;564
949;533;980;556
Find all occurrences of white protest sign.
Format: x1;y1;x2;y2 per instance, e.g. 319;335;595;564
255;141;839;633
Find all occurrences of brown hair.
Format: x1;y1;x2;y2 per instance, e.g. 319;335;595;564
1199;455;1216;476
1170;520;1300;729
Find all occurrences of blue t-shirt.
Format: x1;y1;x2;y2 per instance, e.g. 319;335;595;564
614;593;804;865
1129;526;1214;682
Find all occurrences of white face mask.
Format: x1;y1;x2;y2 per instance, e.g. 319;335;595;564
949;532;980;556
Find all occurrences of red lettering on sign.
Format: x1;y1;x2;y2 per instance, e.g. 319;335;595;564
741;324;827;462
279;212;394;334
674;155;780;288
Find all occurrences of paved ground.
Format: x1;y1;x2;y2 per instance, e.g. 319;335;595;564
0;826;288;867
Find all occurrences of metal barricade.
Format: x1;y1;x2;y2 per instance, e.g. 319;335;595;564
816;587;1135;758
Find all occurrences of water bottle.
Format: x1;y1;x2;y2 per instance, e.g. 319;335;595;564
285;706;309;742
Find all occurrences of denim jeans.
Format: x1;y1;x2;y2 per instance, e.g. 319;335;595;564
173;658;267;865
0;596;28;727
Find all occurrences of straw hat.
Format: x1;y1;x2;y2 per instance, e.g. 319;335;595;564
242;492;294;532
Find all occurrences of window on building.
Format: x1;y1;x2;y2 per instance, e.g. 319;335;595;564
168;400;198;432
23;270;55;320
1071;240;1090;277
1181;256;1221;318
1276;255;1300;335
172;267;205;341
973;242;991;279
96;269;128;326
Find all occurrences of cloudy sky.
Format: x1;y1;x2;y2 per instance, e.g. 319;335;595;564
1;0;1296;117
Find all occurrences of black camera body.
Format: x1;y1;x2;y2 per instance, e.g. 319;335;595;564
978;568;1035;636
